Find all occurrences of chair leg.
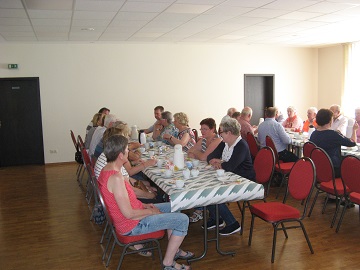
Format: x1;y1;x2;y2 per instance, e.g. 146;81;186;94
237;201;248;235
248;214;255;246
299;220;314;254
102;229;113;261
331;196;342;228
335;200;348;233
271;223;279;263
308;190;319;217
321;195;329;214
280;222;288;238
100;221;109;244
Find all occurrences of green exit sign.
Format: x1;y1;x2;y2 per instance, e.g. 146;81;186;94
8;64;18;69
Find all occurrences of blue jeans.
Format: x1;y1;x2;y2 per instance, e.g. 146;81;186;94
124;203;189;237
207;204;237;226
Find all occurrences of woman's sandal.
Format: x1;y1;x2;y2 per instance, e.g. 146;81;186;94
189;210;203;223
174;249;195;260
129;244;152;257
163;261;191;270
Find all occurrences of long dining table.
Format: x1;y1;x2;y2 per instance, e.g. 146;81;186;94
141;145;264;262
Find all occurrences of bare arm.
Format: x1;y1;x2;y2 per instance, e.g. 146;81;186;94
164;132;189;147
107;173;160;220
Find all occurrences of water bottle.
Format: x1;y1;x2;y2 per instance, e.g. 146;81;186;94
139;131;146;145
308;125;315;138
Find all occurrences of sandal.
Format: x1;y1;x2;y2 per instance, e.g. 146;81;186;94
174;249;195;260
163;261;191;270
129;244;152;257
189;210;203;223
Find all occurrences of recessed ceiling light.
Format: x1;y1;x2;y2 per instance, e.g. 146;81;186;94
81;28;95;31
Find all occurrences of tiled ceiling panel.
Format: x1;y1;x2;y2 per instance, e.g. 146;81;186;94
0;0;359;47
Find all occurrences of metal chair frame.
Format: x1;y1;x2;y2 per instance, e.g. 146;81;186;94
248;157;316;263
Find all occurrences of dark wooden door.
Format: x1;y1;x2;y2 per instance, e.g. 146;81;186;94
244;75;274;126
0;77;44;166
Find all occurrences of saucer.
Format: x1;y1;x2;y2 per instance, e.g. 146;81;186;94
154;169;164;176
172;184;184;190
162;174;173;179
217;176;229;181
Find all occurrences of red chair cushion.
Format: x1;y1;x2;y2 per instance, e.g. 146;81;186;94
349;192;360;205
319;178;349;195
275;162;294;173
250;202;300;222
117;230;165;244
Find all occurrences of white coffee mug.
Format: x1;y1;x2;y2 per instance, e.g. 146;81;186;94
157;159;163;168
191;169;199;177
192;159;200;167
175;179;185;188
164;169;172;178
139;147;146;154
216;169;225;177
149;150;155;157
182;169;190;179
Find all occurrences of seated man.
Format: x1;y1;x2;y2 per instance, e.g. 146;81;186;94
143;105;164;135
221;107;237;124
232;106;256;142
258;107;298;163
302;107;318;132
330;104;348;136
206;118;255;236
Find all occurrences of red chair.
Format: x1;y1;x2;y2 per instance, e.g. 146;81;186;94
265;135;295;199
246;132;259;160
70;130;84;182
237;146;275;235
308;147;349;228
303;141;316;158
248;157;315;263
77;134;85;149
98;191;165;270
336;155;360;232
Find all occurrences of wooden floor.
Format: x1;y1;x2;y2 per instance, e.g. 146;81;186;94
1;163;359;270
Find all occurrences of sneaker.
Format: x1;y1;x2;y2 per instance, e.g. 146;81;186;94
201;219;225;230
219;221;241;236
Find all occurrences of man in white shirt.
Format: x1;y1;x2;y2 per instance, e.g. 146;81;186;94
330;104;348;136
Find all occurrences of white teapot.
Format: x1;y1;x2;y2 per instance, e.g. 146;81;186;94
173;144;184;169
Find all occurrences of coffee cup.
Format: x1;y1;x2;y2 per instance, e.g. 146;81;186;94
182;169;190;179
192;159;200;167
157;159;164;168
191;169;199;177
148;150;155;157
144;142;150;150
175;179;185;188
216;169;225;177
156;141;162;147
139;147;146;154
164;169;172;178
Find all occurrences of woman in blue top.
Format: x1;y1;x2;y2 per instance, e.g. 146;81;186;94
310;108;358;177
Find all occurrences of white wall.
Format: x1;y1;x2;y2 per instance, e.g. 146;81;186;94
0;43;318;163
318;44;344;110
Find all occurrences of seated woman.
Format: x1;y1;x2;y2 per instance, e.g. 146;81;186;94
95;127;160;203
85;113;105;149
282;106;303;131
153;111;178;145
310;108;358;177
206;118;255;235
98;135;193;270
187;118;222;223
163;112;196;152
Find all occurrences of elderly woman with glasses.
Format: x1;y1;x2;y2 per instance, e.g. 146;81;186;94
205;118;255;236
153;111;178;145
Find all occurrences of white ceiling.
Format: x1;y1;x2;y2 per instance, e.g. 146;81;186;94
1;0;360;47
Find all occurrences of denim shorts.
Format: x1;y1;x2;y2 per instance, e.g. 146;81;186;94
124;202;189;237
